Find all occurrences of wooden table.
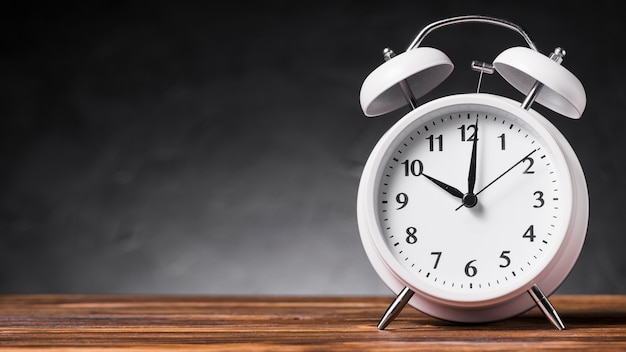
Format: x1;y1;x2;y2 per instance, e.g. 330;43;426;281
0;295;624;350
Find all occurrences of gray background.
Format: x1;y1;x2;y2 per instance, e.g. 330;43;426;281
1;1;624;295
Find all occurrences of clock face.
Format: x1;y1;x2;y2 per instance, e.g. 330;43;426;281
367;96;574;304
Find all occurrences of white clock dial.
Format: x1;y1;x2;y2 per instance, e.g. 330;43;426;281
377;101;570;303
358;94;586;322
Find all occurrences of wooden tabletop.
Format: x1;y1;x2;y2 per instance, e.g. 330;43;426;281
0;295;624;350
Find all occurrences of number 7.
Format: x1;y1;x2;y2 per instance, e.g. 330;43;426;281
431;251;442;269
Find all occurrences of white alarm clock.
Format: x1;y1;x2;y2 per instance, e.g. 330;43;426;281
357;16;588;330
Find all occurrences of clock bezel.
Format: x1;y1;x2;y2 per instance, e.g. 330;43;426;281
357;93;588;322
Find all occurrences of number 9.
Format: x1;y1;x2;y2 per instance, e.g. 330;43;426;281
396;192;408;210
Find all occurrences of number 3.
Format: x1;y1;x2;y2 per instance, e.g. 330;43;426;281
533;191;544;208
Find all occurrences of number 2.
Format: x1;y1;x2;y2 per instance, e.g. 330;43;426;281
522;157;535;174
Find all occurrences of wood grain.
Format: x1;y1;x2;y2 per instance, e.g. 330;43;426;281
0;295;624;351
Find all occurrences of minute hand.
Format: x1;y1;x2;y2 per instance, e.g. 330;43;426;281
467;118;479;195
455;148;538;211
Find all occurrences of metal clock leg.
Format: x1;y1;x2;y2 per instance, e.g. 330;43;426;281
378;286;415;330
528;284;566;330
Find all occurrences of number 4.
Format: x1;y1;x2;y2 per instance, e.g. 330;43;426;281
523;225;536;242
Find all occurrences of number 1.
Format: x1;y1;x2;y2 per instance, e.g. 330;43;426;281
497;133;506;150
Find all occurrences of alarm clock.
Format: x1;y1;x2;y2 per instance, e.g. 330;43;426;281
357;15;588;330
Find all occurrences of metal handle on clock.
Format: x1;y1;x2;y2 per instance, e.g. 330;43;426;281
406;15;537;52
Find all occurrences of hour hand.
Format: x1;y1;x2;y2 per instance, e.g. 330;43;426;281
422;172;464;199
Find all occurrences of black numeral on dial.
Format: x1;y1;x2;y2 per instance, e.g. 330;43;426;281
418;251;514;277
497;133;506;150
401;159;423;176
464;259;478;277
499;250;511;268
431;251;442;269
396;192;408;210
458;124;477;142
426;134;443;151
533;191;544;208
406;227;418;244
523;225;536;242
522;156;535;174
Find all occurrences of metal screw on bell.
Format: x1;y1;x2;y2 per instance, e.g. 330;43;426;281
521;47;566;110
381;48;419;110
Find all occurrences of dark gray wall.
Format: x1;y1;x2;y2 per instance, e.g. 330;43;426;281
1;1;624;295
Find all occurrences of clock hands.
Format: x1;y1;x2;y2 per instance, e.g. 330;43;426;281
463;118;479;208
415;121;538;210
456;148;538;211
422;172;464;199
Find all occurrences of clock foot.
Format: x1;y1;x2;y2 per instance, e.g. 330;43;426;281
377;286;414;330
528;284;566;330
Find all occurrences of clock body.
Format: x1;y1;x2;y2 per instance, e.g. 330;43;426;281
357;93;588;323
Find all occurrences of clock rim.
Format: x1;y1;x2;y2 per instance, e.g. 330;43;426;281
357;93;588;322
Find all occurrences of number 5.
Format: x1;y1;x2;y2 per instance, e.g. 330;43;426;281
499;250;511;268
